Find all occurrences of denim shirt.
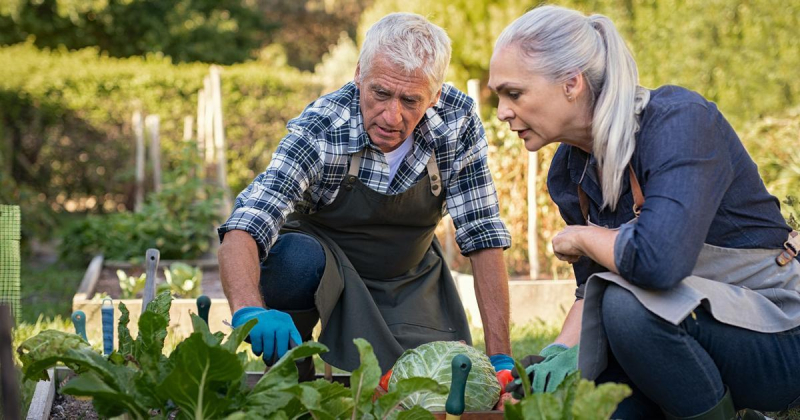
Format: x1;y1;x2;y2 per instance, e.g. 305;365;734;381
548;86;795;297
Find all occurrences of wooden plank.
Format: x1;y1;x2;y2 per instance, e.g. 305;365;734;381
133;111;145;212
145;115;161;194
25;368;55;420
72;255;104;303
103;258;218;269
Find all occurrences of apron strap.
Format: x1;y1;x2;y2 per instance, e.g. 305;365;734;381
427;150;442;197
578;164;645;223
347;148;442;197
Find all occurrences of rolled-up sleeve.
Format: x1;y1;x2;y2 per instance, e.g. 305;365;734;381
614;103;734;289
218;129;322;261
447;112;511;254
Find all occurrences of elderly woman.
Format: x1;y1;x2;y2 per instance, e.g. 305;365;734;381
489;5;800;419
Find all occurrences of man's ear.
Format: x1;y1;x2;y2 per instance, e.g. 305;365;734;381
563;72;586;101
354;64;361;88
431;88;442;107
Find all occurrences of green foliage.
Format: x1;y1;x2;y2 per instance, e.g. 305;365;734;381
0;0;274;65
0;42;320;245
784;196;800;231
116;269;146;299
57;143;222;266
361;0;800;128
163;262;203;298
503;371;631;420
17;290;449;419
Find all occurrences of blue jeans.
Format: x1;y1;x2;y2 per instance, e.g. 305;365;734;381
259;232;325;311
598;283;800;418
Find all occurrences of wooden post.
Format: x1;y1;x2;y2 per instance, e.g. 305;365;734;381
210;65;232;216
145;115;161;194
133;111;145;212
203;76;215;165
467;79;481;112
183;116;193;142
527;151;539;279
197;88;206;160
0;305;20;420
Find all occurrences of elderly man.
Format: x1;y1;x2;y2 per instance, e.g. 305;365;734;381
218;12;513;380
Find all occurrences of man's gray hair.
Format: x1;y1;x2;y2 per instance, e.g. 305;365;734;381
495;5;640;211
358;13;451;95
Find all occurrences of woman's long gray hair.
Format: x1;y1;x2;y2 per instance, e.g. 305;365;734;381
495;5;640;210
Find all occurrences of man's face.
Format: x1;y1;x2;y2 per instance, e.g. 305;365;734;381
356;58;441;153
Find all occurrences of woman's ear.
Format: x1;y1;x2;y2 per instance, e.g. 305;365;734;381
563;72;586;102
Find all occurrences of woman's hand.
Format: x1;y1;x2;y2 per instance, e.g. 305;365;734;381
553;225;620;273
552;225;589;263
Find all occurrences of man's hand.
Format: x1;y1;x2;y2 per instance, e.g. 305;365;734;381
232;307;302;365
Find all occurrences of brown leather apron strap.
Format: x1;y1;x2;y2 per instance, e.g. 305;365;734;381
348;148;441;196
578;164;645;223
426;150;442;197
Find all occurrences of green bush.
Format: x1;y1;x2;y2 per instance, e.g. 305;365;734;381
0;0;274;65
57;144;222;266
360;0;800;128
0;42;321;244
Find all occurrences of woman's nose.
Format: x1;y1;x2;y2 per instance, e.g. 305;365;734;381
497;100;514;122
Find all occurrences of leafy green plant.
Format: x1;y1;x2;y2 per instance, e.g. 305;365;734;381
58;143;222;266
784;196;799;230
17;291;448;419
503;367;631;420
162;262;203;298
116;270;146;299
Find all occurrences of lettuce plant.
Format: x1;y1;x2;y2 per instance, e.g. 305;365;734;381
17;291;447;419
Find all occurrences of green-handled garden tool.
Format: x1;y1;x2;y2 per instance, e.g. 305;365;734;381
445;354;472;420
196;295;210;324
71;310;87;341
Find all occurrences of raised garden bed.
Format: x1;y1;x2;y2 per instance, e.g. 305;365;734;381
71;255;231;344
27;367;503;419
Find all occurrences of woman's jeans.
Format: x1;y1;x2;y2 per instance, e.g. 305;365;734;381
259;232;325;311
598;283;800;418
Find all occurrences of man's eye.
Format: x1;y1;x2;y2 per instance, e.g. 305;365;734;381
508;92;521;100
375;91;390;99
403;98;420;106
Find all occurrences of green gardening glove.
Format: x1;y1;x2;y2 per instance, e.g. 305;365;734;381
531;343;579;393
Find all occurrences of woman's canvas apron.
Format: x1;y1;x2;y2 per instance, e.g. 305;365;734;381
576;159;800;381
281;148;471;372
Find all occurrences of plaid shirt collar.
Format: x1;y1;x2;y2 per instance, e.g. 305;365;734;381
346;83;451;154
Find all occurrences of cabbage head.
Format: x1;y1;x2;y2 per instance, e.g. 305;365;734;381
388;341;500;411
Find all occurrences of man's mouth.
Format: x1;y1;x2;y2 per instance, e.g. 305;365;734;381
514;129;530;138
375;125;400;137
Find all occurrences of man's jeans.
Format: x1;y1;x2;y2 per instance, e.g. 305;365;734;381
259;232;325;311
598;283;800;418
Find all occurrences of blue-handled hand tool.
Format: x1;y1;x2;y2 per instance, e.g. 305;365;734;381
71;310;87;342
101;298;114;355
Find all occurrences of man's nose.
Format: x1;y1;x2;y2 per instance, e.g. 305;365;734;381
383;99;402;126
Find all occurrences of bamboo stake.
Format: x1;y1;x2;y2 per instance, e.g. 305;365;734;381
197;88;206;160
183;116;193;142
527;151;539;279
210;65;232;216
203;76;215;165
145;115;161;194
133;111;145;212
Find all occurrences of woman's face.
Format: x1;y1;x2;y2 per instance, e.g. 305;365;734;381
488;46;590;153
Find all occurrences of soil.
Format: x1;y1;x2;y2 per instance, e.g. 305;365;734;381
94;262;224;298
49;393;98;420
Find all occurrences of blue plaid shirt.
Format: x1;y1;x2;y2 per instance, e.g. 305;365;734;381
219;82;511;261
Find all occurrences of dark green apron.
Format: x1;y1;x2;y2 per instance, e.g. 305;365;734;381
281;148;472;372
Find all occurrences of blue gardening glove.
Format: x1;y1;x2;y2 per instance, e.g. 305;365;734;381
531;343;579;393
232;307;302;365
